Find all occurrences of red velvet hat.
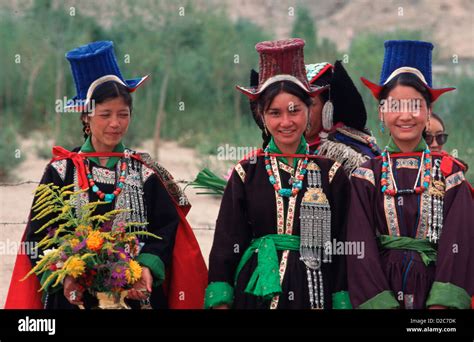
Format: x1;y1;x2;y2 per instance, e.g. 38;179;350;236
236;38;328;100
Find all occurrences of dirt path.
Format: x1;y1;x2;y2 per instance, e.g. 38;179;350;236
0;139;221;308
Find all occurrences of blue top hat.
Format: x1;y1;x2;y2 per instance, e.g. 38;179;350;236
361;40;454;102
380;40;434;86
65;41;148;110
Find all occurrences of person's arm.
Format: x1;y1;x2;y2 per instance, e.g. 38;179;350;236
25;163;66;264
327;164;352;309
346;164;400;309
425;167;473;309
205;162;252;309
134;173;180;288
25;161;83;304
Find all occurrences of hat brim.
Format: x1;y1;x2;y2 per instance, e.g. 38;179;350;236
64;75;149;112
360;77;455;103
236;75;329;101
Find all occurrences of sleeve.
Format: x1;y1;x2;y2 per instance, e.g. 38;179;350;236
346;165;400;309
25;164;66;265
137;174;179;287
204;163;252;308
426;169;474;309
327;164;352;309
24;163;66;294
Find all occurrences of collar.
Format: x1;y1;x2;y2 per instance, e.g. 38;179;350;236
386;138;426;153
268;136;307;168
80;136;125;169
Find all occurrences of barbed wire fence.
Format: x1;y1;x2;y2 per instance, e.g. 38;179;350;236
0;180;217;231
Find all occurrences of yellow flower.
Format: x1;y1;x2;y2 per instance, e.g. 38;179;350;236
125;260;142;284
77;225;92;233
64;256;85;278
86;231;104;252
70;238;80;248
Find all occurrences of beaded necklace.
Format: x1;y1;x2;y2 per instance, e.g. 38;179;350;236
381;146;431;196
264;144;310;197
84;158;127;202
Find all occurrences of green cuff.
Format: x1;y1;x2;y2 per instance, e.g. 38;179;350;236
332;291;353;309
358;290;400;309
204;282;234;309
426;281;471;309
136;253;165;287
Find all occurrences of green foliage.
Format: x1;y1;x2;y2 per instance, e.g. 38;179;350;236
291;6;338;63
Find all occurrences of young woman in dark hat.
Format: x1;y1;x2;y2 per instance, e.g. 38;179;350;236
5;41;207;309
346;40;473;309
205;39;352;310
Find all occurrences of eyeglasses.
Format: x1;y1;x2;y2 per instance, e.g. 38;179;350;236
423;132;448;145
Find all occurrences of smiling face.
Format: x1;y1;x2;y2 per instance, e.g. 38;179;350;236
380;84;430;152
262;91;309;153
85;97;131;152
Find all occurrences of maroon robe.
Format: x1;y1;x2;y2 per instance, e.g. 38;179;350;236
347;153;473;309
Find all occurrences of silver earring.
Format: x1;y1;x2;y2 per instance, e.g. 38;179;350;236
322;100;334;131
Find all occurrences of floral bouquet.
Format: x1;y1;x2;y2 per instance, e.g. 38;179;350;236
23;183;160;308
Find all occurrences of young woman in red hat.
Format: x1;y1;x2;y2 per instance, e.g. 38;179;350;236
205;39;352;310
5;41;207;310
249;61;381;177
347;40;473;309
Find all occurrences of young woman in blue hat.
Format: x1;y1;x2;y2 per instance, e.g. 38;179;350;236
346;40;473;309
5;41;207;309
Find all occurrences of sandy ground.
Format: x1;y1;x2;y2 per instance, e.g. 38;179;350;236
0;139;221;308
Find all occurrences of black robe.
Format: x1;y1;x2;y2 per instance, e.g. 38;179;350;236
208;155;350;309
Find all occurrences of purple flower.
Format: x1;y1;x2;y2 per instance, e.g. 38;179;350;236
60;251;68;261
111;277;127;288
46;227;57;238
72;239;87;253
111;263;126;280
100;220;113;232
104;276;127;289
115;248;130;262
